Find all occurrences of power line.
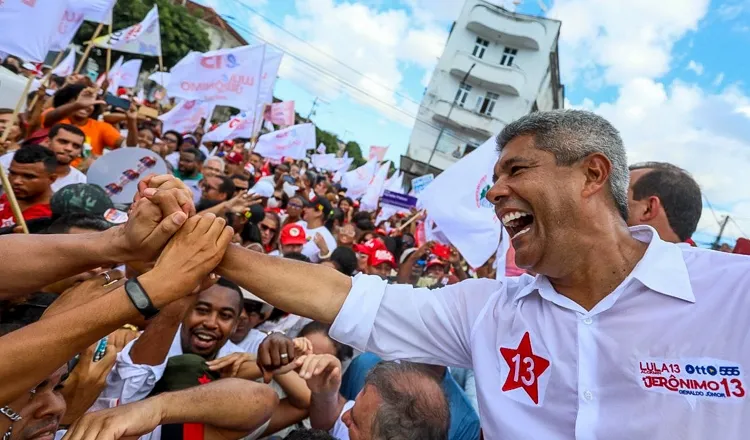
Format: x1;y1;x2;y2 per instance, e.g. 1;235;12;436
226;0;429;110
702;194;722;226
729;216;749;238
225;19;481;147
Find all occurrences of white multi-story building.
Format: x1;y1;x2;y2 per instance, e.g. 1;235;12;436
401;0;563;180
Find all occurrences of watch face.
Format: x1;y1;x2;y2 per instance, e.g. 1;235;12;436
133;293;149;309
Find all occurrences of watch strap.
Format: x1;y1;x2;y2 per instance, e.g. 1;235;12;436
124;278;160;320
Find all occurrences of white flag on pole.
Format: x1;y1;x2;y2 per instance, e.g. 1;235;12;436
111;59;142;88
360;161;391;211
167;45;266;109
51;0;117;51
384;170;403;194
258;49;282;105
159;100;213;135
342;160;378;200
254;123;316;160
0;0;71;63
418;136;501;268
78;0;117;24
93;5;161;56
202;111;256;143
51;50;76;78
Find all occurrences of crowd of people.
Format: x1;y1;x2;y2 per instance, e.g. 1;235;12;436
0;53;749;440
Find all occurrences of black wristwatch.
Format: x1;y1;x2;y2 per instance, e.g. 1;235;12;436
124;278;160;319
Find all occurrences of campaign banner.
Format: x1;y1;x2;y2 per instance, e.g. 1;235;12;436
254;123;315;160
110;59;142;88
264;100;295;126
51;0;117;51
258;49;282;105
381;190;417;210
159;100;213;135
167;44;266;109
342;160;378;200
411;174;434;195
0;0;71;63
202;111;255;143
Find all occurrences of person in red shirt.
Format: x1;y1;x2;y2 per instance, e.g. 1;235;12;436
0;145;56;228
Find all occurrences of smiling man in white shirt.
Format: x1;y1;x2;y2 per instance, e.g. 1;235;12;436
137;109;750;439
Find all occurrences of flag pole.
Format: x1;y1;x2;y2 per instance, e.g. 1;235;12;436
74;22;105;74
105;23;113;76
0;75;36;234
27;50;66;112
397;209;426;232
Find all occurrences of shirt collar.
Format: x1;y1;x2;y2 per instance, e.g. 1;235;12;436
513;225;695;305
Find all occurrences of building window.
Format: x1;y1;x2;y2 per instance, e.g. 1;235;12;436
472;37;490;59
477;92;500;116
454;82;472;107
500;47;518;66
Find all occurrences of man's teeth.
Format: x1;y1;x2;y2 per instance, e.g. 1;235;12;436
501;211;530;226
196;334;213;341
512;227;531;240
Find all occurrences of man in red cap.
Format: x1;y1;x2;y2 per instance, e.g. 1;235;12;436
274;223;307;257
355;239;396;280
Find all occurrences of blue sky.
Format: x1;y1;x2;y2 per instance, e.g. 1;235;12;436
195;0;750;246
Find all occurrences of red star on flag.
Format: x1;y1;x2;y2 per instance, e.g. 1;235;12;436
500;332;550;404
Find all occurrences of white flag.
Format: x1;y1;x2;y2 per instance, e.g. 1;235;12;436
148;71;170;87
316;143;327;154
93;5;161;56
254;123;316;160
342;160;378;200
167;45;266;109
98;56;123;93
159;100;213;135
418;136;501;268
0;0;71;63
202;111;256;143
258;49;282;105
51;0;117;51
51;50;76;78
111;59;142;88
384;170;403;194
361;161;391;212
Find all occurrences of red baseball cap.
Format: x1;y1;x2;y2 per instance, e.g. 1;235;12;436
430;243;452;260
354;238;385;256
279;223;307;246
369;248;396;268
426;256;448;270
226;151;243;165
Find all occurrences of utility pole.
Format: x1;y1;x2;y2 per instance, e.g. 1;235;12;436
307;97;319;120
712;215;730;249
426;63;476;173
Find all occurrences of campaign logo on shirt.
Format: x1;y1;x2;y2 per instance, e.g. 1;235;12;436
499;331;551;405
637;357;745;403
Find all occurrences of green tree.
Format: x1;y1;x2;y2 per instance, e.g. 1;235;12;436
345;141;367;168
74;0;210;72
315;127;339;154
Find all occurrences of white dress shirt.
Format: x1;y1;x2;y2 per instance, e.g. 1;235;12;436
234;328;267;355
329;226;750;439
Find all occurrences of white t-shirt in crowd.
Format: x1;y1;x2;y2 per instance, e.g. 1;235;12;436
51;167;86;192
234;328;267;355
165;151;179;169
0;151;13;171
301;225;337;263
329;226;750;440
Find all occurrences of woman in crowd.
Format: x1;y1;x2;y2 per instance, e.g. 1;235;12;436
282;195;306;228
259;212;281;254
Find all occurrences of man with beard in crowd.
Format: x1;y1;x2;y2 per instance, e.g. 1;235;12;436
197;175;235;212
174;147;204;203
98;278;245;404
626;162;702;246
0;145;56;227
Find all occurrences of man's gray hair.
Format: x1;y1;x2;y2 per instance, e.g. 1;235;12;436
204;156;226;172
497;109;630;221
364;362;450;440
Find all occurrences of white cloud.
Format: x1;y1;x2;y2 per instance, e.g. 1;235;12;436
686;60;704;75
571;77;750;240
246;0;448;127
713;72;725;87
549;0;711;86
717;2;746;20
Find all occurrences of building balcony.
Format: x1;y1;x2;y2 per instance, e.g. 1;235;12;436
466;4;547;51
431;99;495;138
450;51;525;96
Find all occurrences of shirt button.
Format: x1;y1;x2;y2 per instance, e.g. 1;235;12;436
583;317;593;325
583;390;593;401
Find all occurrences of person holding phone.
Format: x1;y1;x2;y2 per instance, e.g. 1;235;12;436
40;85;138;157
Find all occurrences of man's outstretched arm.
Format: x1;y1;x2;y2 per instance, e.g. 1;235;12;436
217;244;351;324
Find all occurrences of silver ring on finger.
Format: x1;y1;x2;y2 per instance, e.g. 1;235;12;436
280;353;289;360
102;271;112;284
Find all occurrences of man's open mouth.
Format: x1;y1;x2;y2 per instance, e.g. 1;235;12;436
501;211;535;240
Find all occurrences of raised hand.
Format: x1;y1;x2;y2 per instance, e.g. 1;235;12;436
43;271;125;320
151;213;233;299
61;342;117;424
294;354;342;394
256;332;298;383
206;352;257;379
76;87;106;109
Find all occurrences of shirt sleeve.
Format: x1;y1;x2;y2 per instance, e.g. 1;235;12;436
330;400;355;440
329;274;503;369
97;338;170;404
99;121;123;150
